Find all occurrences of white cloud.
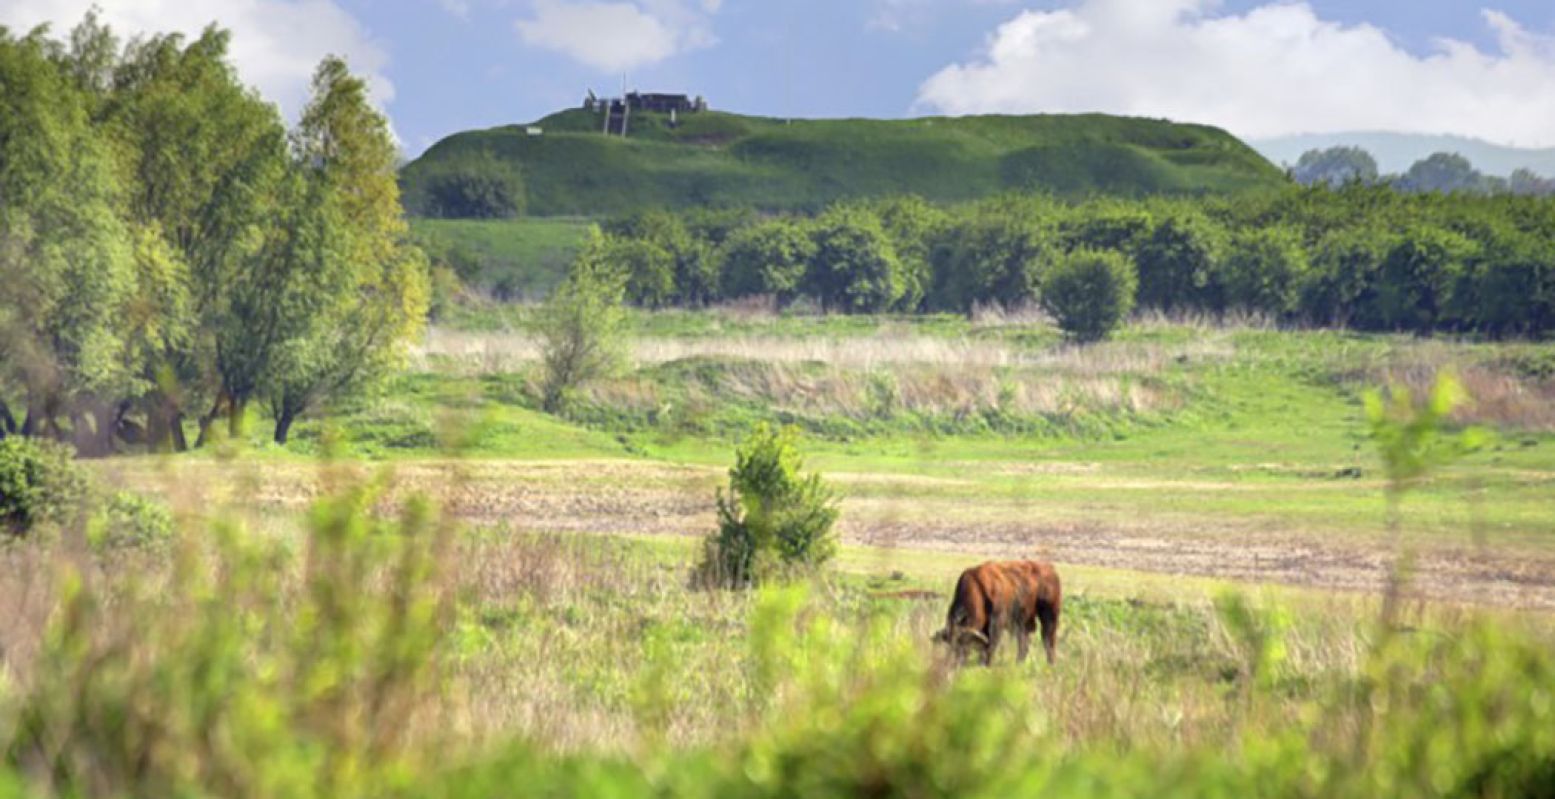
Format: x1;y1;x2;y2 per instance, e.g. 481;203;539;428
437;0;471;20
514;0;717;73
915;1;1555;147
0;0;393;119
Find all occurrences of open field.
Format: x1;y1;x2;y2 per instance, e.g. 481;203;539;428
8;311;1555;795
97;312;1555;610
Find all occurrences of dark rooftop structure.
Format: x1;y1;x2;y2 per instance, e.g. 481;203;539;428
584;89;707;136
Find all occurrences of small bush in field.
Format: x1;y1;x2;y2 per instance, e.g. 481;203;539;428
698;424;839;588
1040;248;1139;343
90;490;175;550
0;437;90;537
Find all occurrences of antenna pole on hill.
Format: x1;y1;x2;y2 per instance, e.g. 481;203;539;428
620;73;630;137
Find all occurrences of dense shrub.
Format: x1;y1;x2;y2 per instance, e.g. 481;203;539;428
718;219;816;305
607;236;677;309
698;424;839;588
805;206;906;314
562;186;1555;338
1301;225;1392;326
404;150;526;219
0;437;90;536
928;210;1053;312
1041;249;1139;342
89;490;175;549
1134;210;1227;311
1220;226;1310;315
1366;225;1476;332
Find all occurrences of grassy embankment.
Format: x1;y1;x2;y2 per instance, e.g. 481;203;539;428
402;109;1288;217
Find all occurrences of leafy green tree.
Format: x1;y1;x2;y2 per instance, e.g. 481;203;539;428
805;206;905;313
1397;152;1485;194
1220;226;1310;315
927;210;1050;312
1301;225;1392;327
537;229;627;413
1291;147;1379;187
719;219;817;306
1461;229;1554;337
121;223;198;449
1040;248;1138;342
1366;225;1476;332
1133;209;1227;312
606;209;717;306
264;57;431;444
681;206;755;247
606;236;677;308
698;424;840;588
871;195;947;312
1508;168;1555;197
0;28;135;452
101;25;291;448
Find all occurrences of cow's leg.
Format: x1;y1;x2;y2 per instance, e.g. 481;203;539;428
1016;622;1032;664
1038;600;1059;666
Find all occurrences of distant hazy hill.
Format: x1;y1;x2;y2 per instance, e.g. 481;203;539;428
401;109;1286;217
1252;132;1555;178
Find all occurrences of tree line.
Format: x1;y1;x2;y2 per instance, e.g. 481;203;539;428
0;15;429;453
581;186;1555;339
1292;147;1555;196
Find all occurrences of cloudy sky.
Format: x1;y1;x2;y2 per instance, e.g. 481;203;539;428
3;1;1553;156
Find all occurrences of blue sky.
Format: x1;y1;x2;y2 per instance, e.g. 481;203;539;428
5;1;1554;154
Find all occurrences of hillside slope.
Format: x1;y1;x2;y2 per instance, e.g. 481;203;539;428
402;109;1287;217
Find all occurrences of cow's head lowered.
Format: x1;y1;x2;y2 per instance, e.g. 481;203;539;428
931;626;990;648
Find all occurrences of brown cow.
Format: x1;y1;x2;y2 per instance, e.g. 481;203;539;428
931;560;1061;666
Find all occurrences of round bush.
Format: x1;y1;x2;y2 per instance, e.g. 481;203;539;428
0;437;91;537
91;490;175;550
1041;248;1139;342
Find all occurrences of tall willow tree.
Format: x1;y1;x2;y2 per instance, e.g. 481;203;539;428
264;57;429;444
0;27;134;453
93;24;291;448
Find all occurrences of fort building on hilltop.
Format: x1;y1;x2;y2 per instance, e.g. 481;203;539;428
584;90;707;136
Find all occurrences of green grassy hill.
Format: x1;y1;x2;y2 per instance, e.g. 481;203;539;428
401;108;1288;217
410;217;591;298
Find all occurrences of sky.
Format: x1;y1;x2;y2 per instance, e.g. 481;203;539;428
3;1;1554;157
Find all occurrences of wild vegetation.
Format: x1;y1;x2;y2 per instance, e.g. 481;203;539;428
563;187;1555;341
2;365;1553;796
4;12;1555;799
0;17;428;453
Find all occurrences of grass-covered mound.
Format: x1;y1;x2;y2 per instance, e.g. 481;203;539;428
401;110;1287;217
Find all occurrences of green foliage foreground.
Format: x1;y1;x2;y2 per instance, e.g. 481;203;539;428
1;479;1552;798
